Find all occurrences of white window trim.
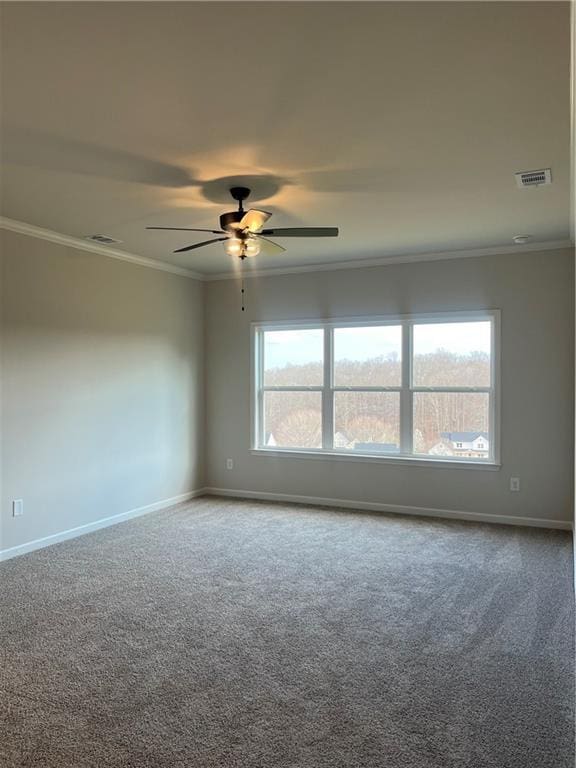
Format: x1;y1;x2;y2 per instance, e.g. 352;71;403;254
251;310;501;469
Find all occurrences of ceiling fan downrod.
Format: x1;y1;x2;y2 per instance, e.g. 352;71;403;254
229;186;251;214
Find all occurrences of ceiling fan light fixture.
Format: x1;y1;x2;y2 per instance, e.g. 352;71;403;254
244;237;261;257
224;236;261;259
224;237;244;257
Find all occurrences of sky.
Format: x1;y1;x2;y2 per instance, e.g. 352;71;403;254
264;322;491;369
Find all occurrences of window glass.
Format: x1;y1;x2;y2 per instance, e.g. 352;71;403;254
413;322;491;387
264;391;322;449
413;392;490;458
263;329;323;386
334;392;400;452
334;326;401;387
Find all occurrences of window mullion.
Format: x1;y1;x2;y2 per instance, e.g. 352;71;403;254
258;330;265;447
411;386;491;393
262;386;324;392
400;322;413;455
322;327;334;450
332;386;402;392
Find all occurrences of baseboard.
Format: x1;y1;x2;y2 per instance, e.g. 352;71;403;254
2;487;569;563
203;487;572;530
0;489;206;562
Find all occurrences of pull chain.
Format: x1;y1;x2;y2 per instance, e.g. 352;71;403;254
241;276;245;312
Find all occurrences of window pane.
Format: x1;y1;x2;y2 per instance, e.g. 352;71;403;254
334;392;400;453
334;326;401;386
413;322;491;387
263;329;323;386
263;391;322;449
413;393;490;458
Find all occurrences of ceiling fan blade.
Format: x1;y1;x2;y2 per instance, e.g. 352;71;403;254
260;227;339;238
255;235;286;255
173;237;228;253
238;209;272;233
147;226;225;234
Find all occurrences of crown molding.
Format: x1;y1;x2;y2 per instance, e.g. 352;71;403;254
1;217;572;283
0;217;203;280
204;239;574;281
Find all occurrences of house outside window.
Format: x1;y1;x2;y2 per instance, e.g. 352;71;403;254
252;311;499;466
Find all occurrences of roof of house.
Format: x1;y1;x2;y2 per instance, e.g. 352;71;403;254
354;442;399;453
440;432;489;443
333;431;350;447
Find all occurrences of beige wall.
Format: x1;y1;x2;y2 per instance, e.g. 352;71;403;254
0;229;204;552
205;248;574;525
1;234;572;552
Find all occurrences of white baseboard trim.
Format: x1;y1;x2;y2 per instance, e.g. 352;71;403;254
203;487;572;530
2;487;569;563
0;489;206;562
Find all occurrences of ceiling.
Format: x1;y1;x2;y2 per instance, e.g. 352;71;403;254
0;1;571;276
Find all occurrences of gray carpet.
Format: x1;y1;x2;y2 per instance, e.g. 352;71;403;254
0;496;573;768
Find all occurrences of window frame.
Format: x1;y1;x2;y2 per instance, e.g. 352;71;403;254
251;310;501;469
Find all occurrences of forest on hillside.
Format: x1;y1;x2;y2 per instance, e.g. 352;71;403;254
263;350;490;452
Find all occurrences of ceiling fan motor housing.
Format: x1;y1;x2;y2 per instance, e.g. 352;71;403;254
220;187;253;232
219;210;245;233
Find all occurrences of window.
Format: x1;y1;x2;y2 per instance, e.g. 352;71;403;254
253;312;499;465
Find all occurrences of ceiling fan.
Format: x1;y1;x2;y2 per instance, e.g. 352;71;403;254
146;186;339;259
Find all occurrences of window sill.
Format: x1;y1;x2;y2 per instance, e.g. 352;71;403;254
250;448;501;470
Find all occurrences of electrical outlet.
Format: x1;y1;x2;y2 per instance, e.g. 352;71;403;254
226;458;234;470
510;477;520;492
12;499;24;517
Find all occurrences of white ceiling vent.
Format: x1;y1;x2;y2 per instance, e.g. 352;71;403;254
514;168;552;188
84;234;123;245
